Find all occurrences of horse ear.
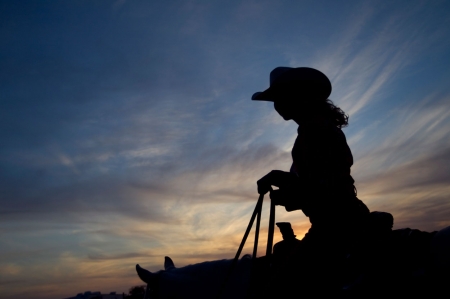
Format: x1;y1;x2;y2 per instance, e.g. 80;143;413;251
136;264;158;284
164;256;175;270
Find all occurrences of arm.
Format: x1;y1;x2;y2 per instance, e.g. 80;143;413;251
257;170;299;195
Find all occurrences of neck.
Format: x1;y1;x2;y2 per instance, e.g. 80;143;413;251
293;115;327;127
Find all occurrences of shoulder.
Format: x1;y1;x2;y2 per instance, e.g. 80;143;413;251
324;123;347;141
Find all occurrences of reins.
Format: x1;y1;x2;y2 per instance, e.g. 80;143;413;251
142;193;276;299
216;192;276;299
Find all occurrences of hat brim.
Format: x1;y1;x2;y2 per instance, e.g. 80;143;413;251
252;81;331;102
251;91;272;101
251;83;290;102
251;67;332;102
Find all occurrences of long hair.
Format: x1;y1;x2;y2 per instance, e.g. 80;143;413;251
314;99;349;128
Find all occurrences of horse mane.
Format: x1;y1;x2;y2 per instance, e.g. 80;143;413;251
164;254;251;280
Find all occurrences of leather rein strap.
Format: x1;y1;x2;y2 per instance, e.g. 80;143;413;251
216;193;276;299
142;193;276;299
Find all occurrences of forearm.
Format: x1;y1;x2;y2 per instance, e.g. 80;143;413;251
257;170;299;194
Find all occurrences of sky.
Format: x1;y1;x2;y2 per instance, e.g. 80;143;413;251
1;0;450;298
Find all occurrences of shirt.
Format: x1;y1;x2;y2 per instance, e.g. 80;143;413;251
290;121;357;220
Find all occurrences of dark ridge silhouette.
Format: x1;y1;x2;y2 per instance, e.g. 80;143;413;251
135;223;450;298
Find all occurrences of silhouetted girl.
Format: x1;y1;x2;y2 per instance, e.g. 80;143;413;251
252;67;370;295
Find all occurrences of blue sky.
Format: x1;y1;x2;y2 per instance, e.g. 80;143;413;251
1;1;450;298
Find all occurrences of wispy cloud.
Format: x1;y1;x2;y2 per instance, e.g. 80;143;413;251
1;1;450;298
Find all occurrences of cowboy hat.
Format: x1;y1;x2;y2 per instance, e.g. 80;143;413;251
251;67;332;102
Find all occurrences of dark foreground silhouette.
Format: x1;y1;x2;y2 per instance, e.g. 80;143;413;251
136;219;450;299
135;67;449;298
253;67;371;296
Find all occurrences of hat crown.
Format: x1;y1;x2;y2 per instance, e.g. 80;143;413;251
269;67;294;85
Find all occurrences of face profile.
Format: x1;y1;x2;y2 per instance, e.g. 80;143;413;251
252;67;333;126
274;100;294;120
274;97;321;125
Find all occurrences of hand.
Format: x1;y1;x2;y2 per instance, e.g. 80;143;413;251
257;170;285;194
257;171;272;194
257;176;271;195
269;189;286;206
